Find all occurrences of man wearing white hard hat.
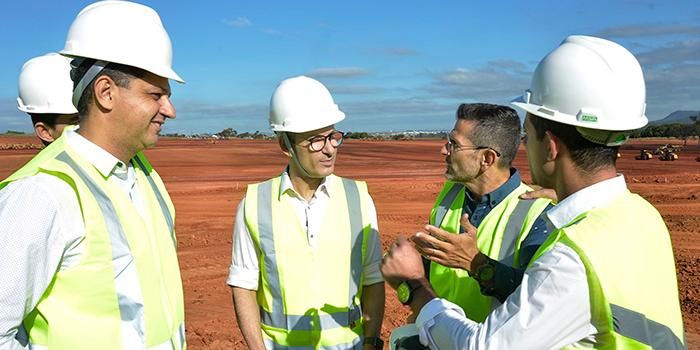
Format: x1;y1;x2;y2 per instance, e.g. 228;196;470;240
381;35;686;349
17;53;79;146
227;76;385;350
0;1;186;349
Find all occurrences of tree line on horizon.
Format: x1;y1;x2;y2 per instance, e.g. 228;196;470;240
4;117;699;145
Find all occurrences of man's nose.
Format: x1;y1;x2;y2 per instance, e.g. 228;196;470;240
160;96;176;119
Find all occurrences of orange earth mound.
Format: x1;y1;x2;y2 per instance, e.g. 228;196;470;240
1;135;699;349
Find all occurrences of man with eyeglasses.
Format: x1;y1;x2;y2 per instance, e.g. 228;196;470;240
382;36;686;350
389;103;553;345
227;76;385;350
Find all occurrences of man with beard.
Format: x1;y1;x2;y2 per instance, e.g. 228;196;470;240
408;104;552;325
381;35;685;350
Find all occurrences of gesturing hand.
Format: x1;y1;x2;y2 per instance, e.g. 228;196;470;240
411;214;480;272
518;185;558;203
380;236;425;290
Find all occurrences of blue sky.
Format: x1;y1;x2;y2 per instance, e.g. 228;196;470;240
1;0;699;134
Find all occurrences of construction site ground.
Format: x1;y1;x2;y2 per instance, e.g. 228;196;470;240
1;135;699;349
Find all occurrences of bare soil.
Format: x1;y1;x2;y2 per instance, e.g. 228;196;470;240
2;135;699;349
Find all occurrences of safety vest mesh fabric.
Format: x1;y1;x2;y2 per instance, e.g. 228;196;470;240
529;190;686;349
0;136;186;350
428;181;551;322
244;174;371;349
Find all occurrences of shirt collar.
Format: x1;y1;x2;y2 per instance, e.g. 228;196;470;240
278;168;331;201
545;175;628;230
65;127;129;178
465;168;521;207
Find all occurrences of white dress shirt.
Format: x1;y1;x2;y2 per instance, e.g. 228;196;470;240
227;171;384;290
0;128;156;350
416;176;630;349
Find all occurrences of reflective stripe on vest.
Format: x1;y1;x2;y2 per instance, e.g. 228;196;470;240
260;305;362;331
133;155;175;247
529;191;686;349
27;323;185;350
433;182;463;229
611;304;685;349
56;152;145;336
255;177;364;331
56;152;186;350
263;336;363;350
3;134;185;349
498;199;538;266
433;183;538;265
429;181;549;322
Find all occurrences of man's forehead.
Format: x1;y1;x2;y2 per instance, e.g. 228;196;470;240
297;126;335;138
140;72;171;93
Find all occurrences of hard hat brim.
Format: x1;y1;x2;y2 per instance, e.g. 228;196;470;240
511;97;648;132
60;51;185;84
270;110;345;133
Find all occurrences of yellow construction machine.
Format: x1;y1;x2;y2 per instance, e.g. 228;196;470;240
634;149;653;160
659;149;679;161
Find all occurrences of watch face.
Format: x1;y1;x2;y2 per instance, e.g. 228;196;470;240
397;282;411;304
478;263;495;281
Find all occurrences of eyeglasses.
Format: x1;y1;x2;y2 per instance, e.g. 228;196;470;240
445;133;501;157
304;131;344;152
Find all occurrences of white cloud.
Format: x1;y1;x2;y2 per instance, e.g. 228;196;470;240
428;61;530;102
636;39;700;66
644;62;700;119
0;97;32;133
223;17;252;28
307;67;370;78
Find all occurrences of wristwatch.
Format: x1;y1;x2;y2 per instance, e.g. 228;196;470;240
363;336;384;349
475;259;497;295
476;260;496;283
397;280;421;305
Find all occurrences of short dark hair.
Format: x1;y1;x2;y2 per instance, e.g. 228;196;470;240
528;113;618;173
71;60;146;116
30;114;57;128
456;103;521;168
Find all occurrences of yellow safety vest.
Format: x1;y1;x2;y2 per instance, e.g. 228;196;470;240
244;174;372;349
0;135;186;350
530;190;686;349
429;181;551;322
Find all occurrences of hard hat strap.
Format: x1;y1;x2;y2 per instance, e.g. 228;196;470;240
71;59;109;109
281;132;313;178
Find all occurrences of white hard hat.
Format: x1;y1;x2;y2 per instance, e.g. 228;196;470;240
512;35;648;145
61;0;183;82
269;76;345;133
17;53;78;115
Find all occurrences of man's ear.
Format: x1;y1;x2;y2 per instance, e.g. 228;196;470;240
544;130;560;161
278;135;292;157
92;75;117;111
480;148;499;170
34;122;55;144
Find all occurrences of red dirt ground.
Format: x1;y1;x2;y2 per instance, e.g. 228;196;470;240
2;135;699;349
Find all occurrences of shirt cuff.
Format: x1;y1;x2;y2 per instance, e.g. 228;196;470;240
415;298;465;346
362;261;384;285
226;265;258;290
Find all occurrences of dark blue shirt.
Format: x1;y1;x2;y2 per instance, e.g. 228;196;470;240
462;169;553;302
